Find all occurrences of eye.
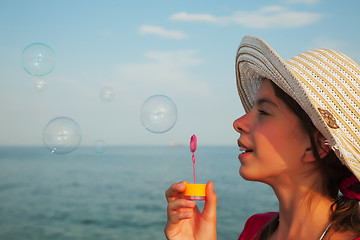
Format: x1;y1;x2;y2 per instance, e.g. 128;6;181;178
258;109;269;116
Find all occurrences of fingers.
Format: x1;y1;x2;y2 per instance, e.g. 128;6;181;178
166;181;196;219
164;207;194;240
166;181;196;222
167;211;193;226
167;199;196;223
203;181;217;220
168;198;196;213
165;181;187;202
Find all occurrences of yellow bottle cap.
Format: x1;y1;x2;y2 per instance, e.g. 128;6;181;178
184;183;206;200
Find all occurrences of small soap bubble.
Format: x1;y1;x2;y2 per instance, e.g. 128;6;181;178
94;139;106;154
33;78;48;92
43;116;82;154
22;43;55;77
140;95;177;133
99;87;114;102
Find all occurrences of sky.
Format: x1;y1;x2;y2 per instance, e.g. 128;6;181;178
1;0;360;147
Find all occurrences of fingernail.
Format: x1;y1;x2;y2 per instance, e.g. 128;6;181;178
176;181;185;190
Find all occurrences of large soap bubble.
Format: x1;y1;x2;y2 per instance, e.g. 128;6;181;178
22;43;55;76
140;95;177;133
43;116;82;154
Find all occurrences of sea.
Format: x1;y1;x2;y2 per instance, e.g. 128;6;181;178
0;146;278;240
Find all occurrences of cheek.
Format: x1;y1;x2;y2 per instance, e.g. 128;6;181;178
254;125;302;159
254;125;285;149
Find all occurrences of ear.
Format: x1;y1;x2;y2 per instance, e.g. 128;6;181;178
315;131;332;159
302;130;331;163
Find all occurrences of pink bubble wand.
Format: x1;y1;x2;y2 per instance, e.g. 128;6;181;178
190;134;197;184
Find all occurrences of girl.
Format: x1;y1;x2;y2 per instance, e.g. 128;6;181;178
164;35;360;240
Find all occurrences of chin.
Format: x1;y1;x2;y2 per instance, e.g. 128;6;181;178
239;167;252;181
239;167;261;182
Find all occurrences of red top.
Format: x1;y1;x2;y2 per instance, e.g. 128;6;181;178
238;212;277;240
238;212;360;240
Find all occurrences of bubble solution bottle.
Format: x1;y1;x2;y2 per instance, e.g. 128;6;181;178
184;134;206;201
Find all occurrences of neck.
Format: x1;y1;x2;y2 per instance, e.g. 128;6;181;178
270;182;333;240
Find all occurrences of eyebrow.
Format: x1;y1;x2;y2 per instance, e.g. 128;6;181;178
255;97;279;108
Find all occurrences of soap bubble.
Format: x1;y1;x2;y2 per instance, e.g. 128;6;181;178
33;78;48;92
22;43;55;77
140;95;177;133
43;116;82;154
99;87;114;102
94;139;106;154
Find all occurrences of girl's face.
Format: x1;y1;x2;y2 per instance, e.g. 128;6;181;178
233;79;311;185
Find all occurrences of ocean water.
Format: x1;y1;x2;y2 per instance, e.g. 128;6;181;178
0;146;278;240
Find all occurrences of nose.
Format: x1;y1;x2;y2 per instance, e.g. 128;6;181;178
233;113;249;134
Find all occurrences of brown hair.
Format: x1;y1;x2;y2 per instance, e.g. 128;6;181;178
257;80;360;239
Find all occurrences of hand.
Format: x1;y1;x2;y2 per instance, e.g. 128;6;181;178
164;181;217;240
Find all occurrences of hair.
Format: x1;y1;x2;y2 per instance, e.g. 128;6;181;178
257;80;360;240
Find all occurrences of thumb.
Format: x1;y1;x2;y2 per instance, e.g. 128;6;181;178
203;181;217;220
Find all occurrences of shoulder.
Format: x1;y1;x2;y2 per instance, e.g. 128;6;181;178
238;212;278;240
246;212;278;225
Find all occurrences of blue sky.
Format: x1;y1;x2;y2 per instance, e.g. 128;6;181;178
1;0;360;147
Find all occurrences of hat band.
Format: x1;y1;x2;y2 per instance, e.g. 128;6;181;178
339;176;360;200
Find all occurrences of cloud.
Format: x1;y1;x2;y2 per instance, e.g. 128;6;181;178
113;50;210;97
170;6;323;29
139;25;188;39
286;0;319;5
170;12;220;23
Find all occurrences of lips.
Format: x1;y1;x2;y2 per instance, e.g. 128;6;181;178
240;147;253;154
238;140;253;155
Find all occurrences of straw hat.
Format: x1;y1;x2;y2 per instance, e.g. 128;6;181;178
235;35;360;181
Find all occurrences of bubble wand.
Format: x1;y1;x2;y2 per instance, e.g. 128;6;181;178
184;134;206;201
190;134;197;184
